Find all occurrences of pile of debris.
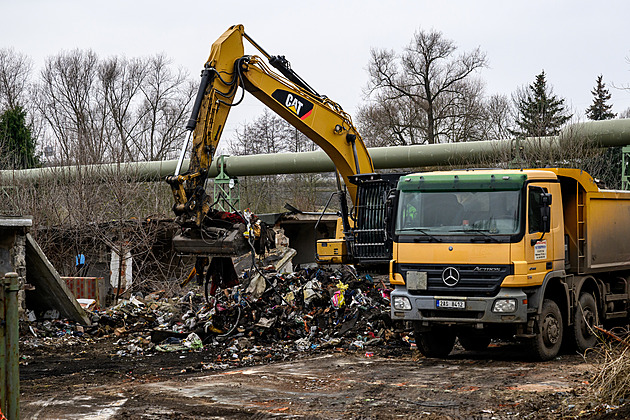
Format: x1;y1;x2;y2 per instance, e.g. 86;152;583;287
22;256;406;368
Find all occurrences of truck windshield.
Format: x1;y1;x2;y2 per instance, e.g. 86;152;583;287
396;190;521;236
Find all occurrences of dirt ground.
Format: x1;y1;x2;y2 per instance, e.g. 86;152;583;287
19;337;623;419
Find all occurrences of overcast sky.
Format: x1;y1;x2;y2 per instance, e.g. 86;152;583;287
3;0;630;146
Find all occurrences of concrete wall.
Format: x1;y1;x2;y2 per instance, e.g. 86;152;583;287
273;216;337;265
0;217;32;318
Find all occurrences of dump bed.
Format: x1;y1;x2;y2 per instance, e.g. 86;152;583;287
552;168;630;274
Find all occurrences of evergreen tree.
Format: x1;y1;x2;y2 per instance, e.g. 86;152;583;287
0;105;39;169
586;75;616;120
511;71;572;137
585;75;619;189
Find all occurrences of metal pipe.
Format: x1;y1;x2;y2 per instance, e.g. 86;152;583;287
3;119;630;183
4;272;19;420
209;118;630;175
0;160;183;184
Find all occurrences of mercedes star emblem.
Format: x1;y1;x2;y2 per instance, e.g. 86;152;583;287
442;267;460;287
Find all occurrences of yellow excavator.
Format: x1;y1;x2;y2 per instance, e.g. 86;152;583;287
166;24;394;286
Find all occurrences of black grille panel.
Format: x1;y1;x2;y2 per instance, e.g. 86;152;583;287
351;174;402;263
398;264;512;297
353;180;389;260
420;310;484;319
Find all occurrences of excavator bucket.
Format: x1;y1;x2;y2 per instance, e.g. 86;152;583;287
172;223;249;256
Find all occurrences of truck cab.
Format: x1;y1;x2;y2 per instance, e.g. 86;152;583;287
388;168;616;360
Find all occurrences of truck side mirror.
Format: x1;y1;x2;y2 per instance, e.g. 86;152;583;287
384;190;399;241
540;192;552;233
530;191;552;246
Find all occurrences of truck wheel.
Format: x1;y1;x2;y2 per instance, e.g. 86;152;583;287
572;293;599;352
529;299;563;361
414;324;455;358
458;334;491;352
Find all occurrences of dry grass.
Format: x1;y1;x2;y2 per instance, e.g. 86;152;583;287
591;327;630;406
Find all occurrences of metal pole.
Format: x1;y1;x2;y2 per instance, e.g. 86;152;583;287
4;272;19;420
0;274;5;417
174;131;193;177
622;146;630;190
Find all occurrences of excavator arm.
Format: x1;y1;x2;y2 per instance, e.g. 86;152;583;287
167;24;373;230
167;26;246;227
167;24;378;274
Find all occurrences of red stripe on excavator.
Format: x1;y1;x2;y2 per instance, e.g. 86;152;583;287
300;109;312;120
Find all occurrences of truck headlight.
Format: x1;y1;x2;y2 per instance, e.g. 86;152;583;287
393;296;412;310
492;299;517;313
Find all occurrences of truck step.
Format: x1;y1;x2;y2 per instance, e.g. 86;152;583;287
605;294;628;302
604;311;628;319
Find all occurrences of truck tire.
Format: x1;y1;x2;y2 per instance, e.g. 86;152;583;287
529;299;563;361
572;293;599;352
413;324;455;358
458;334;491;352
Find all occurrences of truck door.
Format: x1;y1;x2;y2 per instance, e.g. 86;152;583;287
525;185;554;277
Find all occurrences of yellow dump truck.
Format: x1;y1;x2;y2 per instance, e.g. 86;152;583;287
389;168;630;360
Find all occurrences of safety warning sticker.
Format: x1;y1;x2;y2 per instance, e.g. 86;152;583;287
534;240;547;260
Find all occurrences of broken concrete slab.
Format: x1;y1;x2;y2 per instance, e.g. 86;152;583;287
25;234;91;325
245;246;297;299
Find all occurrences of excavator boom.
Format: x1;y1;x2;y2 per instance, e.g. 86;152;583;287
167;24;377;267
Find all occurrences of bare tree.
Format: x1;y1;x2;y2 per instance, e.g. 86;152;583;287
33;50;194;165
135;54;194;161
230;109;291;156
361;29;488;145
34;49;106;164
226;110;329;213
357;96;426;147
482;94;514;140
229;110;287;212
285;124;318;153
444;78;487;143
282;124;325;210
0;48;32;110
99;56;147;162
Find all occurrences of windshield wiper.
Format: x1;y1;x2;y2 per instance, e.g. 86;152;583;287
398;227;442;242
449;228;501;243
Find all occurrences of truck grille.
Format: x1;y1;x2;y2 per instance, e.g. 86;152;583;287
397;264;512;297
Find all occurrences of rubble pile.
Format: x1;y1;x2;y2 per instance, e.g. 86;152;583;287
22;262;406;369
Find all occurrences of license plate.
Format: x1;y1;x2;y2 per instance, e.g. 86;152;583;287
436;299;465;309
